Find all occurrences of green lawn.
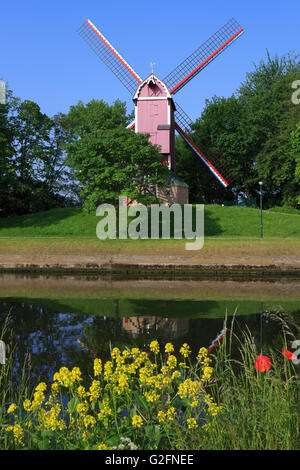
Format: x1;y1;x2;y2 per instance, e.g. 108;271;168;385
0;204;299;238
0;205;298;260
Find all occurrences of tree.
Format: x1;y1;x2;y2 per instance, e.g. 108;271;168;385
291;123;300;205
64;99;169;212
238;53;300;207
185;95;257;202
0;87;19;216
1;93;76;216
176;51;300;207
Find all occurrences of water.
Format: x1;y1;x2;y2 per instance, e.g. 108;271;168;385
0;273;299;386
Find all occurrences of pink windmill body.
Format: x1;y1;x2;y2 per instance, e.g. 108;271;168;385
133;75;176;171
77;18;244;202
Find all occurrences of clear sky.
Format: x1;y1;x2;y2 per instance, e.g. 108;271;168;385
1;0;299;121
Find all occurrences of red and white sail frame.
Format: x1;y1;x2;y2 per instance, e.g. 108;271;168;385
77;19;142;94
77;17;244;188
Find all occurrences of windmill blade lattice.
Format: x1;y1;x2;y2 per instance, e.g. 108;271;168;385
164;18;244;95
77;19;142;95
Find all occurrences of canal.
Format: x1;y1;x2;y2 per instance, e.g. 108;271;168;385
0;273;299;385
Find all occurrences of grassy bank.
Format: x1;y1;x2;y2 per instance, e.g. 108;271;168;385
0;205;299;239
0;312;299;450
0;206;298;264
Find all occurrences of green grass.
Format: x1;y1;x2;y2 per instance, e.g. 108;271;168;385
0;205;299;261
0;205;299;238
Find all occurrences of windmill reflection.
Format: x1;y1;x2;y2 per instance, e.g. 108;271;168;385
122;316;189;340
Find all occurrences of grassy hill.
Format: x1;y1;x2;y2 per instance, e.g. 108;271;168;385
0;205;298;260
0;205;299;238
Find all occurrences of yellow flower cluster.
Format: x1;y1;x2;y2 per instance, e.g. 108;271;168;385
53;366;82;388
7;403;17;414
132;415;143;428
180;343;191;358
97;397;112;421
38;403;66;431
150;341;160;354
165;343;174;353
205;394;223;416
178;377;202;400
94;358;102;377
4;340;223;448
187;417;198;429
6;423;24;446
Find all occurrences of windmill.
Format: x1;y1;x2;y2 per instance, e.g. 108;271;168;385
77;18;244;202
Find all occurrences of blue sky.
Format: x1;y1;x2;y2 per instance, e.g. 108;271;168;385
1;0;299;121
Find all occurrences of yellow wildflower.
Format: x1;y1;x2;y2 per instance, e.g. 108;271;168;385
35;382;47;393
167;407;176;421
98;443;112;450
171;370;181;380
179;361;189;369
197;347;208;360
23;399;32;412
201;366;213;382
122;349;131;360
150;341;160;354
89;380;101;401
104;361;113;381
94;358;102;377
131;347;140;358
132;415;143;428
97;398;112;421
77;402;89;415
83;414;96;429
187;417;197;429
180;343;191;358
165;343;174;353
71;366;82;382
111;347;121;359
144;390;160;403
77;385;87;399
167;355;177;369
6;424;24;446
7;403;17;414
157;410;166;423
31;390;45;409
178;378;202;399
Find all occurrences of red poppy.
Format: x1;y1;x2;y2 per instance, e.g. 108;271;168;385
282;348;297;360
255;355;271;372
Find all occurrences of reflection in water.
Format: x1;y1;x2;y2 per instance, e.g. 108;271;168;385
122;316;189;339
0;274;299;388
0;296;299;390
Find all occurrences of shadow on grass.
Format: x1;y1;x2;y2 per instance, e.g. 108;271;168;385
0;204;224;238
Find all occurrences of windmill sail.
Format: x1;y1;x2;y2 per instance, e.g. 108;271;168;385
77;19;142;95
164;18;244;95
174;103;233;187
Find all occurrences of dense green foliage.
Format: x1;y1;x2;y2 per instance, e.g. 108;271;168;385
62;99;169;212
0;90;73;217
176;52;300;207
1;51;300;217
